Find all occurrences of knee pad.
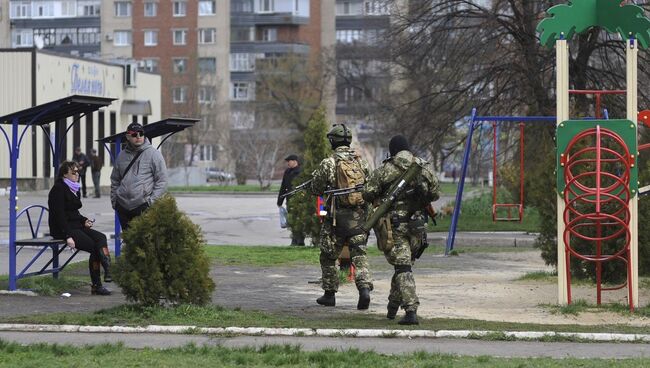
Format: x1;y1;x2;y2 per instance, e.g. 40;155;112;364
394;265;412;275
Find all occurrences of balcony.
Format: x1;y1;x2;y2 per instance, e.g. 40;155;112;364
231;13;309;26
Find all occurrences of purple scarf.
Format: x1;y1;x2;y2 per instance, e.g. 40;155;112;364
63;178;81;194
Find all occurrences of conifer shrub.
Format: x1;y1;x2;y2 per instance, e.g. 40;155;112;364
287;107;332;244
114;194;215;306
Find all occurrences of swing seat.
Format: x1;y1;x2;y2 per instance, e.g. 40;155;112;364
492;203;523;222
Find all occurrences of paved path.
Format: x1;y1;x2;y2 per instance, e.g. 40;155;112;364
2;331;650;358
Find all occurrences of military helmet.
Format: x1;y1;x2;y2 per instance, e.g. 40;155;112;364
327;124;352;145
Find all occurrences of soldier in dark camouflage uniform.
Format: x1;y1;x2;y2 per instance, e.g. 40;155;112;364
309;124;373;309
363;135;440;325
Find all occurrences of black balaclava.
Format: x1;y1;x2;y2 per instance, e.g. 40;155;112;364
389;135;410;157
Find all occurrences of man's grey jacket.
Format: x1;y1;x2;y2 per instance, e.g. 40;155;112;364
110;139;168;211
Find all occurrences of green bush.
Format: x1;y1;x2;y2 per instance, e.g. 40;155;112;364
287;107;332;244
114;194;215;306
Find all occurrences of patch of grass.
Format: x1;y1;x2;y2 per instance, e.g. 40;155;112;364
169;184;280;192
3;341;650;367
204;245;321;266
0;262;90;296
438;182;459;195
7;304;650;335
543;300;650;318
516;271;557;282
432;191;540;232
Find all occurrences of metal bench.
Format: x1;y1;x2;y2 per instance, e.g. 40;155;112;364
13;205;79;281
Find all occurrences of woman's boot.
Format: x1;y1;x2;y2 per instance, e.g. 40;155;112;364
101;247;112;282
90;260;111;296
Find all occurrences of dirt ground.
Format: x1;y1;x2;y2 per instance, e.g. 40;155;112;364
211;248;650;327
2;248;650;327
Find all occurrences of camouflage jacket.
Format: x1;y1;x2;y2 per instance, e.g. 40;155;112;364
363;150;440;216
309;146;370;197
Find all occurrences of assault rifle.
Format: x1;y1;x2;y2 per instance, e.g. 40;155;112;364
279;179;313;199
323;184;364;196
362;162;422;232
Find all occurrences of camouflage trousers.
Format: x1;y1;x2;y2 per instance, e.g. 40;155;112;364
384;224;420;312
318;220;372;293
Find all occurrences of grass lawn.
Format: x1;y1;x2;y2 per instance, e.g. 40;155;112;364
169;184;281;192
2;342;648;368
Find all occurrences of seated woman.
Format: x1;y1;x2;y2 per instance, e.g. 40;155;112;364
48;161;111;295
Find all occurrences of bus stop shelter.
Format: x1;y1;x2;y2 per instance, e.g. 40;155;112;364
0;95;115;290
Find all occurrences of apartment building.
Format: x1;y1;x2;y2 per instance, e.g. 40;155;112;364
229;0;334;128
335;0;394;164
0;0;101;56
101;0;231;169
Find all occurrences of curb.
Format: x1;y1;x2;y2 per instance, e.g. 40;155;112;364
0;324;648;342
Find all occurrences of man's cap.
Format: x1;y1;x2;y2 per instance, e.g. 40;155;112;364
285;154;299;161
126;122;144;133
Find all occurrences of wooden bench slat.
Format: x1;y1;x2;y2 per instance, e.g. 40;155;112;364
15;237;66;246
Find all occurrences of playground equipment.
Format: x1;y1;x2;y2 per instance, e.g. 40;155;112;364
0;95;115;291
491;121;524;222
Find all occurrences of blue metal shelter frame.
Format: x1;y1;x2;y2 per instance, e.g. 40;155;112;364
97;117;198;257
445;109;556;255
0;95;116;290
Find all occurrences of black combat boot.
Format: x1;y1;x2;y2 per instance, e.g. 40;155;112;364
398;310;419;325
357;288;370;310
316;291;336;306
101;250;113;283
89;260;111;296
386;303;399;320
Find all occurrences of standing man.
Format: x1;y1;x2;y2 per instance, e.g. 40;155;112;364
110;123;168;231
89;148;104;198
363;135;440;325
309;124;373;310
277;154;305;246
73;147;89;198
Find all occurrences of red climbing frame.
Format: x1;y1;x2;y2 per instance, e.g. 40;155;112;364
492;122;524;222
569;90;626;119
562;126;634;311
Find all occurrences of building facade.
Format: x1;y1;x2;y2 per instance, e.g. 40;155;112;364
0;49;161;189
101;0;231;170
0;0;101;57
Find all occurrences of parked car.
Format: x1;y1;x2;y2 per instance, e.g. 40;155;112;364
206;168;235;183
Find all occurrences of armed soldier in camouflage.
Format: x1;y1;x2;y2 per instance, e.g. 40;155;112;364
363;135;440;325
309;124;373;310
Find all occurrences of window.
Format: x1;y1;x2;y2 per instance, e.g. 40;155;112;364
144;30;158;46
199;86;216;104
232;0;253;12
173;1;187;16
61;1;76;16
113;31;132;46
10;2;31;18
261;28;277;42
12;29;33;47
336;29;361;44
172;29;188;45
198;28;216;44
343;1;350;15
172;58;188;74
78;1;100;16
364;0;388;15
258;0;274;12
144;2;157;17
229;53;255;71
78;27;100;44
33;1;55;17
114;1;131;17
199;0;216;15
231;27;254;42
141;59;159;73
198;57;217;74
172;87;188;103
231;82;251;101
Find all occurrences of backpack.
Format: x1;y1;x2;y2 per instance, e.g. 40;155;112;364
335;153;365;207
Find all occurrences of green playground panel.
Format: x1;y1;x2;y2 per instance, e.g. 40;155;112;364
556;119;638;196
